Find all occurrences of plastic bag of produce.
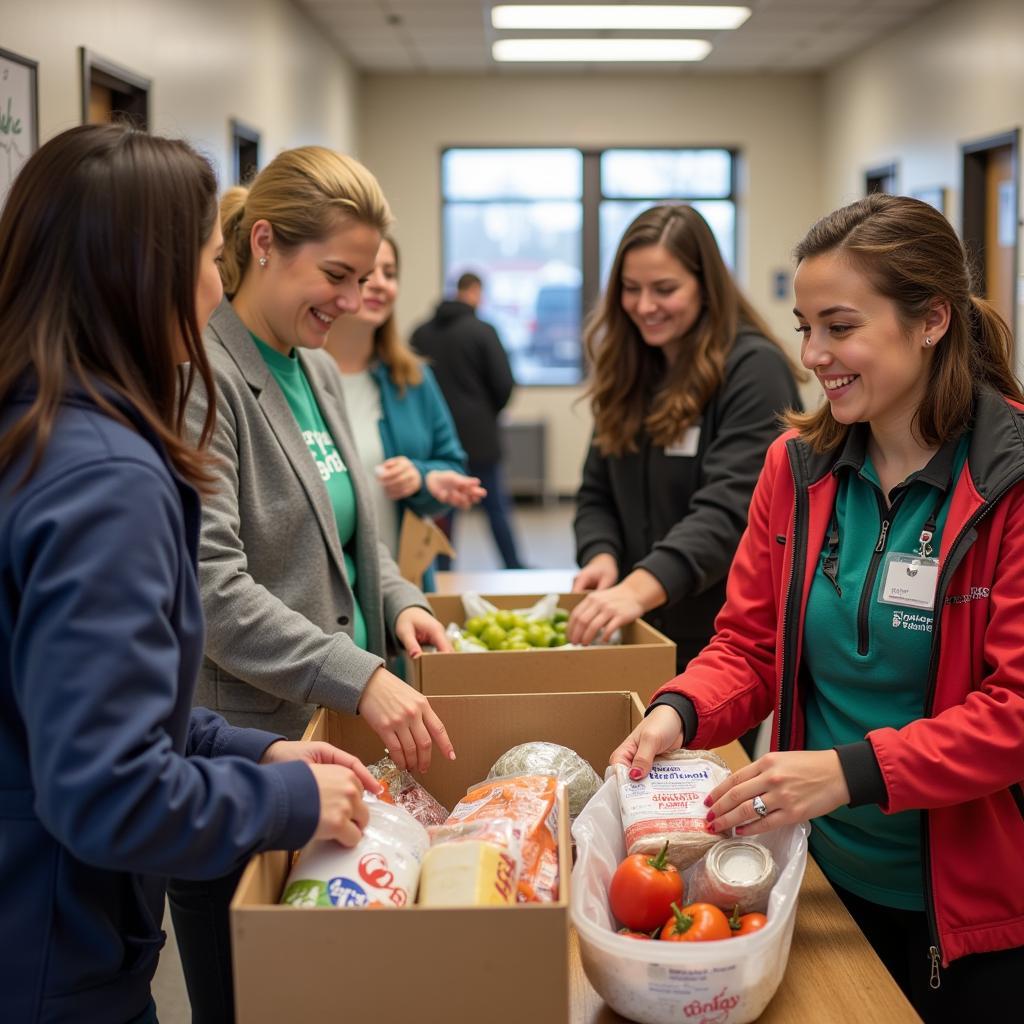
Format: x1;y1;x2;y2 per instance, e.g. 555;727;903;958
571;778;808;1024
487;742;602;819
281;797;429;909
447;593;621;652
446;773;562;903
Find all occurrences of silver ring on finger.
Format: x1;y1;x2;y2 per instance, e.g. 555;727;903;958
752;794;769;818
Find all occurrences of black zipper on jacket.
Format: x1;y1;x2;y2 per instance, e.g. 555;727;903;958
778;442;810;751
1011;783;1024;821
919;477;1019;986
855;489;910;656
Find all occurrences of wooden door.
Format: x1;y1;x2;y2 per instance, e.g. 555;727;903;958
984;144;1015;325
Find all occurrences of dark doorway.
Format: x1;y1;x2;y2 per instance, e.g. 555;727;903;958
80;49;150;130
865;163;898;196
230;119;260;185
962;130;1019;333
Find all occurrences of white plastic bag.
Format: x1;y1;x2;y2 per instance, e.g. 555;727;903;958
571;778;808;1024
445;592;621;651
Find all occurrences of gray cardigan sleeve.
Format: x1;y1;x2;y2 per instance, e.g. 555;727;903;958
637;342;798;603
185;371;385;716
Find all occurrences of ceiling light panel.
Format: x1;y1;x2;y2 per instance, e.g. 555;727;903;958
492;38;713;61
491;5;751;31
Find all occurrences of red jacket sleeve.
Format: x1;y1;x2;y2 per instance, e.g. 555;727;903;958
651;435;789;748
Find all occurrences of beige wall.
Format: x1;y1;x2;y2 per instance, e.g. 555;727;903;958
2;0;359;184
359;73;823;494
822;0;1024;364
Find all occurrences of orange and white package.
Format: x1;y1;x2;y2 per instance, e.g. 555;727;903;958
446;773;562;903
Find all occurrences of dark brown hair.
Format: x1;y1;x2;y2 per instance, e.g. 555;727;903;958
0;124;219;488
370;236;423;393
786;193;1023;451
456;271;482;292
585;204;799;457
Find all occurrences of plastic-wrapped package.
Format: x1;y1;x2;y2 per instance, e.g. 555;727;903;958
615;749;731;870
571;778;808;1024
443;592;622;651
446;773;562;903
487;742;602;819
280;797;429;908
687;839;779;916
417;819;521;907
368;756;449;827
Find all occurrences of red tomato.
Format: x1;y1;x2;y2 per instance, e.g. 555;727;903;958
609;841;685;932
617;928;653;940
729;906;768;937
660;902;732;942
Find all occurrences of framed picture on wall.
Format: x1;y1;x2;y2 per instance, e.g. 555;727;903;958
0;46;39;209
910;186;948;217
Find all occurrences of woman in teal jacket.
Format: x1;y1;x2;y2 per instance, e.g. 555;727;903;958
326;235;485;587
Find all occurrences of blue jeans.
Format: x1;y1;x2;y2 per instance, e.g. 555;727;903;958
440;461;523;570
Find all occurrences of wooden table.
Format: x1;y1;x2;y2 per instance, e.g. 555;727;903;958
571;740;922;1023
432;568;578;595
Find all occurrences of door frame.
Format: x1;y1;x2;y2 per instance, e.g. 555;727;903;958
961;128;1019;337
79;48;151;129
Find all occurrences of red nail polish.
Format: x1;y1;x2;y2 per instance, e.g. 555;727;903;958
629;767;642;780
706;823;717;834
706;810;715;822
703;796;712;807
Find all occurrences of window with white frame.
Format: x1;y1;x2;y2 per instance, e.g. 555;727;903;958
441;147;737;385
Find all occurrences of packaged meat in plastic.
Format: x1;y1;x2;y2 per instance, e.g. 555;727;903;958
487;742;602;819
280;797;429;908
615;748;731;870
417;819;521;907
368;756;449;827
688;838;779;916
446;773;562;903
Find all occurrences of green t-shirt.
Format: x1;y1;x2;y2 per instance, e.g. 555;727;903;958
251;334;368;651
803;430;969;910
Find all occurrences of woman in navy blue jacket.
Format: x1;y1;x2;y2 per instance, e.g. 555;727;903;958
325;235;485;587
0;125;379;1024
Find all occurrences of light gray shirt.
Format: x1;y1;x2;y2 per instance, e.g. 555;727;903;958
338;369;400;556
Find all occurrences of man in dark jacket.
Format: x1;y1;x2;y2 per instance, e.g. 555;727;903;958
411;273;524;568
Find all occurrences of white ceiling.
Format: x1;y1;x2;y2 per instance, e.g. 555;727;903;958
293;0;945;74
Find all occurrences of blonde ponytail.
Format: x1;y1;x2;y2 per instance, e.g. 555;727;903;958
218;185;250;297
215;147;392;299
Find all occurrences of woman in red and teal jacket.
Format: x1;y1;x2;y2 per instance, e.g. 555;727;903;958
612;194;1024;1022
325;235;485;589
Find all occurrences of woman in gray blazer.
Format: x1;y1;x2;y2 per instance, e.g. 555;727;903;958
173;147;454;1023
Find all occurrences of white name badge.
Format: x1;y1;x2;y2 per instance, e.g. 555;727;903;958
878;552;939;610
665;425;701;457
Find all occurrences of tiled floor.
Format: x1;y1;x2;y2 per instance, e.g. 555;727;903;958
443;498;577;571
152;498;578;1021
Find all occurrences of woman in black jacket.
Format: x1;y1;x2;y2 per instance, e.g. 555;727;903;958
569;204;802;671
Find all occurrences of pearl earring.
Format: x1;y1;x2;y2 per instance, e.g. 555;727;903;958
258;256;268;267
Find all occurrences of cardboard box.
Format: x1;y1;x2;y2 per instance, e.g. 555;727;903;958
409;593;676;704
231;691;646;1024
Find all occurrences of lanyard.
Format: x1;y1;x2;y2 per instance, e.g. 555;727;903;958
822;488;946;597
